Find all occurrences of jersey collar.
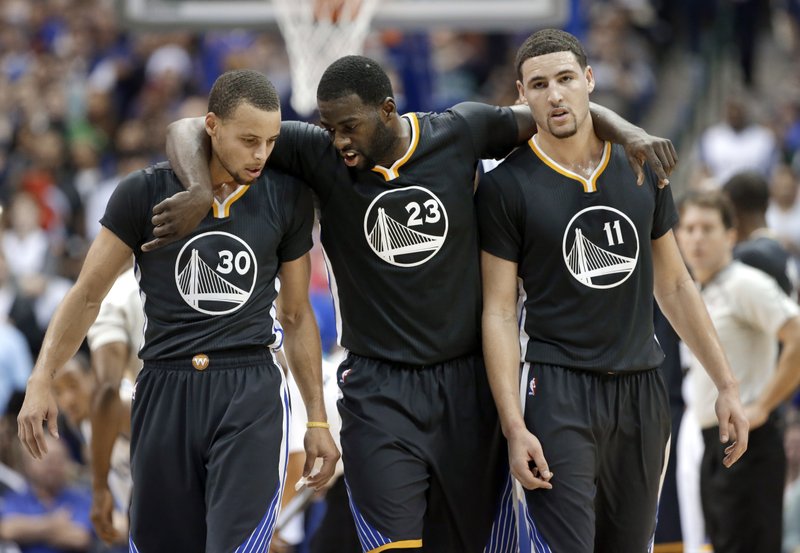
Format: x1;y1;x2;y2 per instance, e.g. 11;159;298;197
211;184;250;218
371;113;420;182
529;135;611;193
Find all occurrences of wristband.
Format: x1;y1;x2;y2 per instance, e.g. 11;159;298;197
306;421;330;429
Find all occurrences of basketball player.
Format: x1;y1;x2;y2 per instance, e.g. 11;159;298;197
476;29;749;553
17;70;339;552
157;56;676;553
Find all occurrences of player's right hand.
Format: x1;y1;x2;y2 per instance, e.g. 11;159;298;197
508;428;553;490
302;428;340;490
17;376;59;459
142;188;211;252
91;486;122;544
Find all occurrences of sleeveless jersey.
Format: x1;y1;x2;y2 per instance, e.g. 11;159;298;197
476;138;678;373
101;163;314;360
270;102;519;365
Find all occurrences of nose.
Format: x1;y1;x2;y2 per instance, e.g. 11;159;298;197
333;133;351;151
254;142;268;162
547;83;564;105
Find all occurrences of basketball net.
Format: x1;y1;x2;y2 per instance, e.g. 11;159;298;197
273;0;380;116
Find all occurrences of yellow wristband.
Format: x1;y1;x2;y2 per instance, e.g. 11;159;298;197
306;421;330;429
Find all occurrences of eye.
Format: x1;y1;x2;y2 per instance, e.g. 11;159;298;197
345;123;358;132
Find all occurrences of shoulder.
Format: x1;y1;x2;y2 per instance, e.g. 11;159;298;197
280;120;330;144
262;168;311;197
725;261;779;293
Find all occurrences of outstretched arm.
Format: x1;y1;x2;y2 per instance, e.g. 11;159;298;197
652;230;749;467
277;253;340;490
17;228;133;459
142;117;212;252
510;103;677;187
481;251;552;490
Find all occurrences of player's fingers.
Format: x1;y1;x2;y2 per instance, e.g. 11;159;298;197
718;414;730;443
302;452;315;478
309;457;337;489
667;140;679;169
18;414;44;458
47;411;59;439
17;419;35;458
141;236;174;252
626;152;645;186
529;449;553;483
644;149;669;185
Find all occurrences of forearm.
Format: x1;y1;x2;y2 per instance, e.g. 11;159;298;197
754;340;800;414
46;525;92;550
0;516;48;542
656;277;736;391
30;287;104;383
280;304;326;422
482;312;526;438
590;102;640;143
90;383;123;491
165;117;213;199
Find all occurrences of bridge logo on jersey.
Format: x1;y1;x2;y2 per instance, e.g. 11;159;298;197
174;231;258;315
561;206;639;289
363;185;449;267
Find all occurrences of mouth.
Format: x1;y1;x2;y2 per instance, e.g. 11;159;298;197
549;107;570;122
244;166;263;179
341;150;361;168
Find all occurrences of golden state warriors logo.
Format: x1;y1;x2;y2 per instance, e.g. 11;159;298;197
175;231;258;315
363;186;448;267
562;206;639;289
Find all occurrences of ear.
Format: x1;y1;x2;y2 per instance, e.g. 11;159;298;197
380;97;397;120
205;112;217;137
516;80;528;104
585;65;595;94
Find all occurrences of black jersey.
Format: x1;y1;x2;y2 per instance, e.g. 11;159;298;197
476;138;678;373
734;236;795;296
269;102;518;365
101;163;314;360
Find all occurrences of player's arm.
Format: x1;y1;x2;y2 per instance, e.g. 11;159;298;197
17;228;133;459
480;251;552;490
508;102;676;187
0;511;92;550
88;340;129;544
651;229;749;467
277;253;340;489
746;315;800;428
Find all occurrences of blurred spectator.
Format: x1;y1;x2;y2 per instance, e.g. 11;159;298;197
0;319;32;418
723;171;798;297
768;164;800;259
0;435;92;553
697;95;779;188
2;192;53;280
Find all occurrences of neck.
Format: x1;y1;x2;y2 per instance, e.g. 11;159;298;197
694;257;732;285
379;115;412;167
535;124;603;178
735;215;767;243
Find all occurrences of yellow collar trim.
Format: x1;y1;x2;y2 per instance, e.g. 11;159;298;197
529;136;611;193
211;184;250;218
371;113;420;182
365;540;423;552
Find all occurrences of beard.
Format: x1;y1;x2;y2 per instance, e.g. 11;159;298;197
364;120;402;168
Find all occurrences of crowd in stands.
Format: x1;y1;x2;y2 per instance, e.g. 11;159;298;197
1;0;800;551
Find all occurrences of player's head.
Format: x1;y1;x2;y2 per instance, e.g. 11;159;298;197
206;69;281;185
316;55;400;170
676;190;737;280
722;170;769;219
514;29;593;140
52;354;94;427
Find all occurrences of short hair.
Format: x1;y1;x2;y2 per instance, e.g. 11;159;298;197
515;28;588;80
722;171;769;215
677;190;736;230
317;55;393;106
208;70;280;118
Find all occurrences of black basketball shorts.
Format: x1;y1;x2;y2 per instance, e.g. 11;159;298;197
518;363;671;553
128;348;290;553
336;353;518;553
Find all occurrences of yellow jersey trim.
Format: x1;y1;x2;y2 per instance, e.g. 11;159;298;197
528;136;611;193
371;113;420;182
366;540;423;553
212;184;250;218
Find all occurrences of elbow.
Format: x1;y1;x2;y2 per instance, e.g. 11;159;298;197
276;301;313;330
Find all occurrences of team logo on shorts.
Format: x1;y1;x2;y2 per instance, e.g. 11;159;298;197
363;186;449;267
175;231;258;315
562;206;639;289
528;377;537;396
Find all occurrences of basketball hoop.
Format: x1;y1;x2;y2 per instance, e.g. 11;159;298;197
272;0;380;116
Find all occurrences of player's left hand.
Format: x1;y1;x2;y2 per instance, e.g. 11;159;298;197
621;131;677;188
142;187;212;252
302;428;340;490
91;486;122;544
714;384;750;468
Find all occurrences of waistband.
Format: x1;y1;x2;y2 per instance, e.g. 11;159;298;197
529;362;659;378
142;347;275;371
346;350;482;371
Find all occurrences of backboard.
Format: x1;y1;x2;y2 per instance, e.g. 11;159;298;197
118;0;568;31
